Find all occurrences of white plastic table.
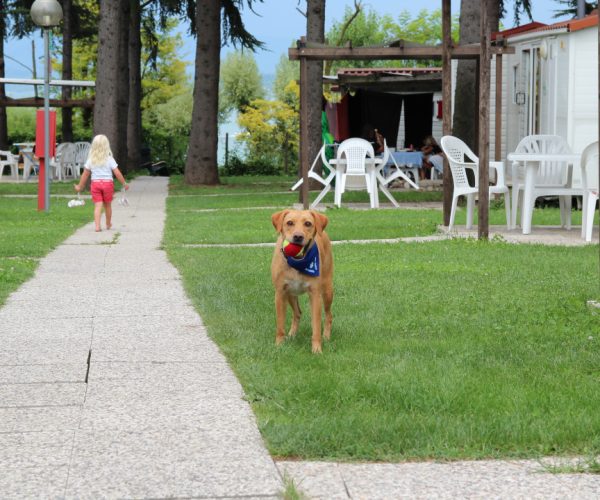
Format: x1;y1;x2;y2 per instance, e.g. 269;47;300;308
507;152;581;234
328;157;383;208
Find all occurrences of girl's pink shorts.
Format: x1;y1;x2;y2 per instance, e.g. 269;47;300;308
90;180;114;203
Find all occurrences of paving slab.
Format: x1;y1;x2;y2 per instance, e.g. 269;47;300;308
0;406;81;433
277;459;600;499
0;431;75;469
0;466;69;499
0;382;86;407
66;429;281;499
0;364;86;384
78;398;260;433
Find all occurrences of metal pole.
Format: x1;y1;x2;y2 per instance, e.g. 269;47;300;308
577;0;586;19
43;28;50;212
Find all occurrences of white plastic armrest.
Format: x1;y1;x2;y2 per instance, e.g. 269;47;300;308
490;161;505;186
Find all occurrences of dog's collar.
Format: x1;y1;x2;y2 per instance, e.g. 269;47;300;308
284;240;319;277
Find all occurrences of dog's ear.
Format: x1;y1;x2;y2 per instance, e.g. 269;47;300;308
271;210;289;232
310;210;329;234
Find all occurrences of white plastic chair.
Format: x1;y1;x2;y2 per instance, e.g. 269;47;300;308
336;138;373;207
441;135;511;231
510;135;579;230
58;142;77;179
291;143;336;208
0;150;19;180
375;141;419;207
73;142;91;177
22;151;39;181
49;143;70;180
580;141;598;242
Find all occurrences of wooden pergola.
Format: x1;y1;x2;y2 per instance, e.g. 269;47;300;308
0;78;95;108
289;0;515;239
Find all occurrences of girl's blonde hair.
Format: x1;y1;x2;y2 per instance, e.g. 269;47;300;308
88;134;113;168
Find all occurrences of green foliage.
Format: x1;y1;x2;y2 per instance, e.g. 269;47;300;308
219;50;264;118
236;88;299;175
6;108;36;145
552;0;598;18
221;153;282;176
326;7;459;72
141;19;190;111
143;90;193;173
273;54;299;105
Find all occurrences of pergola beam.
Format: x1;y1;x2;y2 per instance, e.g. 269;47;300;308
0;78;95;87
289;44;514;61
0;97;94;108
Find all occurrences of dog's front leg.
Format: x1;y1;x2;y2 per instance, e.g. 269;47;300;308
308;287;323;354
275;289;287;345
287;295;301;337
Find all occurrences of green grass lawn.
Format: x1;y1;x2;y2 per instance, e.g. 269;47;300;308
164;178;600;462
0;180;80;195
0;196;91;305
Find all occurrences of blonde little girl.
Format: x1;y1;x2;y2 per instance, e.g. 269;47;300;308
74;134;129;232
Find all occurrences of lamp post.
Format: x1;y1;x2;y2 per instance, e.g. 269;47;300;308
31;0;63;212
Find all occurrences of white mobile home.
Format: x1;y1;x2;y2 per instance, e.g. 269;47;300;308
495;14;598;163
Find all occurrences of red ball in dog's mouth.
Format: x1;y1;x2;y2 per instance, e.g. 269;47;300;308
282;240;304;257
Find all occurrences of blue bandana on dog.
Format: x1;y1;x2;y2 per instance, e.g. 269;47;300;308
286;243;320;277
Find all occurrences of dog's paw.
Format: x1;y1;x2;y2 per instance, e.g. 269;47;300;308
311;342;322;354
275;335;285;346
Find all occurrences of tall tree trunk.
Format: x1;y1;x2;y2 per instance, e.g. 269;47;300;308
185;0;220;185
453;0;479;151
61;0;73;143
94;0;123;160
116;0;130;173
306;0;325;183
453;0;499;151
127;0;142;171
0;0;9;150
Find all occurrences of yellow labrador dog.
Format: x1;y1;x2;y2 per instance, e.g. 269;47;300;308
271;209;333;353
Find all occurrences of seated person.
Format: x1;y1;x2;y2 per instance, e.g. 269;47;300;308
420;136;443;180
362;124;385;155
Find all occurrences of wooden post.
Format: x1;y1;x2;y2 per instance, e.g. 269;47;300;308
442;0;452;226
495;53;503;161
299;38;310;209
477;0;491;239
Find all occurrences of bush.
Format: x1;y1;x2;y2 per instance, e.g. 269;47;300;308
221;153;282;176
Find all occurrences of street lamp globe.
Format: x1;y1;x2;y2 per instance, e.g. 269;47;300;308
30;0;63;28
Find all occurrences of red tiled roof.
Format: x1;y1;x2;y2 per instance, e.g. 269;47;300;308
494;13;598;40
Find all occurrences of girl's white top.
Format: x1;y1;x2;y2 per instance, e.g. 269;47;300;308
84;156;118;181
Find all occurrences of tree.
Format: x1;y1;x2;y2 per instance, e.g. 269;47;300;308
237;92;299;175
553;0;598;17
219;50;264;118
305;0;325;187
273;53;298;103
94;0;128;171
452;1;500;151
0;0;39;149
0;0;9;149
144;89;192;171
185;0;264;185
325;7;460;73
185;0;221;185
128;0;142;169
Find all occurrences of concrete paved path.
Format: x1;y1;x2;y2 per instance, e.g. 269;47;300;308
0;177;282;498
